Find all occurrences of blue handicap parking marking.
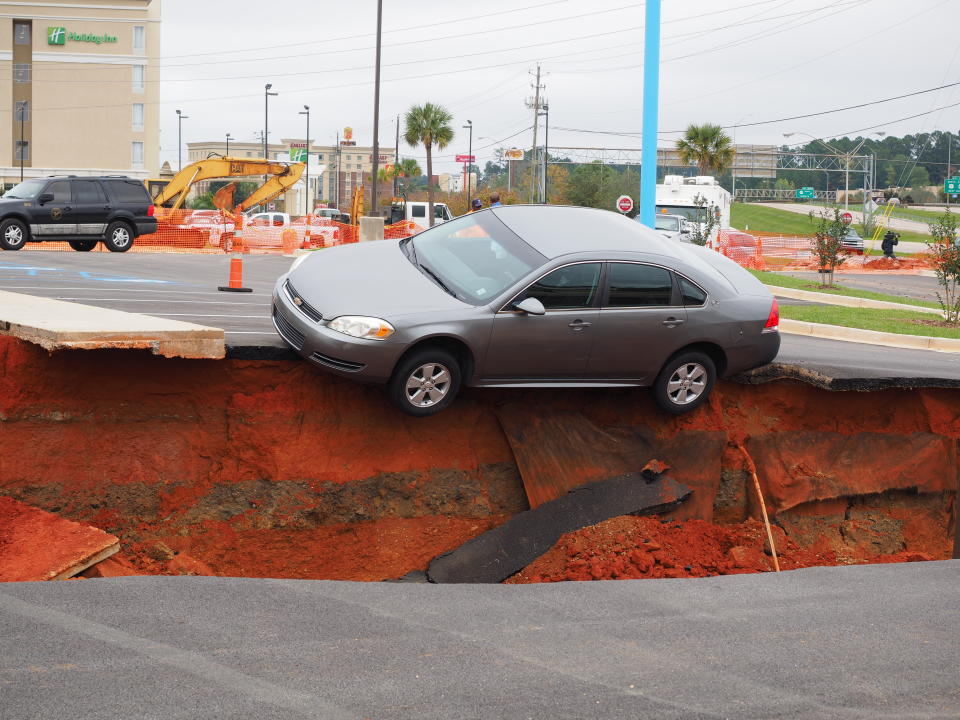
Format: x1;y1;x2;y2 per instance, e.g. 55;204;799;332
0;262;177;285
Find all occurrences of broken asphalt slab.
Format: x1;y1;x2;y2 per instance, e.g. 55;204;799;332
427;474;690;584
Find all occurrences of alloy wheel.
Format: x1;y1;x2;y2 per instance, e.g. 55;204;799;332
404;363;451;408
666;362;707;405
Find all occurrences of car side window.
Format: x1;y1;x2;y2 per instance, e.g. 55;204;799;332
47;181;71;203
72;181;105;204
521;263;601;310
679;276;707;306
605;263;673;307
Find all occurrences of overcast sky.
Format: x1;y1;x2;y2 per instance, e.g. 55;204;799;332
158;0;960;173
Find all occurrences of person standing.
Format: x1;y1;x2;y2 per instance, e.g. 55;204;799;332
881;230;899;259
488;192;502;208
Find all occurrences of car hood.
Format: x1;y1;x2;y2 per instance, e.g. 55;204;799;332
285;240;468;320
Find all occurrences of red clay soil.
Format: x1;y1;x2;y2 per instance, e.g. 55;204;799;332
0;335;957;582
0;496;119;582
781;256;934;272
506;515;934;584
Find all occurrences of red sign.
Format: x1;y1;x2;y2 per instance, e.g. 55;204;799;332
455;154;475;163
616;195;634;213
841;211;853;225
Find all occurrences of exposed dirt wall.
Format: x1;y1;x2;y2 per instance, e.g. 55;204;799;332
0;336;957;580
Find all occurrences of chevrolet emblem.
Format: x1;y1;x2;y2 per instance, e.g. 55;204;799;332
293;297;303;306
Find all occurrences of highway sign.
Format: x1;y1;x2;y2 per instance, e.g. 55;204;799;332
945;177;960;194
796;187;815;199
455;154;475;163
841;211;853;225
616;195;634;213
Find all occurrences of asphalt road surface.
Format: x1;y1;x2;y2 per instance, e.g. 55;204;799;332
1;251;959;384
775;270;942;303
1;562;958;719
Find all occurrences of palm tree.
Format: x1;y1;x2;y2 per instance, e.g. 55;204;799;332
675;124;734;176
404;103;454;226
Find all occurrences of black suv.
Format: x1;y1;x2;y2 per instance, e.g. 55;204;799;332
0;176;157;252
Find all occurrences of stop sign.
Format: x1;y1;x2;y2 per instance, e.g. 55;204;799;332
841;211;853;225
617;195;634;213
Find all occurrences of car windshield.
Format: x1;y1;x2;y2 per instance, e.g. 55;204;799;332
654;216;681;232
3;178;47;200
406;212;544;305
656;205;704;223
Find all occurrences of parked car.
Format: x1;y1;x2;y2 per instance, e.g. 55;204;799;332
273;205;780;417
184;211;234;246
644;213;692;243
0;176;157;252
247;212;291;228
842;227;865;254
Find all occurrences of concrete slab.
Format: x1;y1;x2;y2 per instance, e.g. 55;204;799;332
0;497;119;582
0;289;224;359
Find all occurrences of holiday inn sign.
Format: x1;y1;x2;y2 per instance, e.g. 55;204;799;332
47;27;118;45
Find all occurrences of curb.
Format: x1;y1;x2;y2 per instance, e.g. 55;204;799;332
766;285;943;315
780;319;960;354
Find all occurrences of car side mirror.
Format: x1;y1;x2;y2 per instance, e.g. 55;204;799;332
681;227;691;234
513;297;546;315
37;192;53;205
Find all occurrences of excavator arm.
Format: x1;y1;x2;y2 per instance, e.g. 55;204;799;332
152;158;306;213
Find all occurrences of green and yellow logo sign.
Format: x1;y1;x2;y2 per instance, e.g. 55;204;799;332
47;26;117;45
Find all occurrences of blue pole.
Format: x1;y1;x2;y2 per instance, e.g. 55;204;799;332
639;0;661;228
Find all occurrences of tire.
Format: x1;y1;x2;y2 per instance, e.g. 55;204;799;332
388;348;462;417
0;218;28;251
69;240;97;252
104;221;134;252
652;351;716;415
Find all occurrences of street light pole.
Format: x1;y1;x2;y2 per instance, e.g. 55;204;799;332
542;104;549;203
225;132;232;157
371;0;383;216
176;109;188;171
17;103;24;182
300;105;310;215
263;84;277;161
462;120;473;207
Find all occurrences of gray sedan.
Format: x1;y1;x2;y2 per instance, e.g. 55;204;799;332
273;205;780;416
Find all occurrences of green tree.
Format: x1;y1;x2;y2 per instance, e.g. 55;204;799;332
675;123;735;175
403;103;454;226
927;210;960;324
810;208;848;286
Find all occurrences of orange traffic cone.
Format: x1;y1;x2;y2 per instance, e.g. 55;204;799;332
218;257;252;293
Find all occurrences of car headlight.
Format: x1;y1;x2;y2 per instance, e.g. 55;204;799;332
290;253;311;272
327;316;395;340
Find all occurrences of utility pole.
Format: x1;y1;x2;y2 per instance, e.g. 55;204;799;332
463;119;473;207
300;105;310;215
335;131;341;210
371;0;383;216
541;104;549;203
526;64;544;204
639;0;662;228
948;131;953;207
394;114;400;199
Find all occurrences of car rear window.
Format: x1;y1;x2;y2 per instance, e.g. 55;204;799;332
105;179;149;204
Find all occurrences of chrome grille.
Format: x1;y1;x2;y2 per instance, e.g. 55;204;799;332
272;304;305;351
285;280;323;323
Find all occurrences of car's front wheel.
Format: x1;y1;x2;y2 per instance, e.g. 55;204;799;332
69;240;97;252
0;218;28;251
104;221;134;252
652;351;716;415
388;348;461;417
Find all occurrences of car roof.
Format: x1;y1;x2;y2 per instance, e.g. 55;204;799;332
491;204;681;260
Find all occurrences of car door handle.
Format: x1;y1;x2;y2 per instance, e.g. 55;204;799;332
662;317;684;327
103;205;112;210
568;320;592;330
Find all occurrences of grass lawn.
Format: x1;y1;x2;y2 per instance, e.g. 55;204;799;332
780;305;959;339
730;203;932;245
886;206;955;224
748;269;941;310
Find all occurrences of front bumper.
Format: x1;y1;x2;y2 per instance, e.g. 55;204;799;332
271;277;405;384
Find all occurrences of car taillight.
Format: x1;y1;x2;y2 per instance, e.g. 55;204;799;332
147;205;156;217
763;298;779;333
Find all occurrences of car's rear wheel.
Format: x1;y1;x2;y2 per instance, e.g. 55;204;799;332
69;240;97;252
104;221;134;252
0;218;28;251
652;351;716;415
388;348;461;417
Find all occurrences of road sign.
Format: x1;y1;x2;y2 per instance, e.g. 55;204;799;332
617;195;634;213
841;211;853;225
796;187;815;199
945;177;960;194
455;154;475;163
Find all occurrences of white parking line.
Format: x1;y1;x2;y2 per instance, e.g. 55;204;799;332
41;297;264;305
151;314;269;319
0;286;274;295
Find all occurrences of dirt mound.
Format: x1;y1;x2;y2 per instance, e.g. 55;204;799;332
506;515;935;583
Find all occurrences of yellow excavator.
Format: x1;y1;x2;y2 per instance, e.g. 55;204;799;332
150;157;305;213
